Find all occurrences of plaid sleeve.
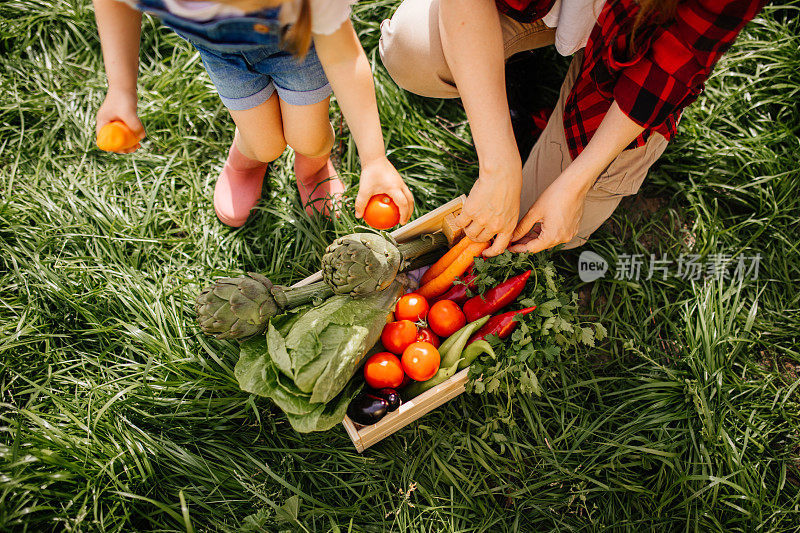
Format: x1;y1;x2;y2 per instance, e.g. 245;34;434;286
614;0;767;129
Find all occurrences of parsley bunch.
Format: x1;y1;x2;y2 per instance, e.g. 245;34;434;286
466;252;606;397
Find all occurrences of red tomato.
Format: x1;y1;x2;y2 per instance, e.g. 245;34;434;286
395;293;429;322
401;342;441;381
363;194;400;230
363;352;404;389
416;327;440;348
381;320;418;355
428;300;467;337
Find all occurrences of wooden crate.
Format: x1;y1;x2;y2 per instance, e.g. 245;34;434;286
342;368;469;453
292;195;470;453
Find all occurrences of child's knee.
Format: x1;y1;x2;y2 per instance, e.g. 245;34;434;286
286;123;334;158
249;137;287;163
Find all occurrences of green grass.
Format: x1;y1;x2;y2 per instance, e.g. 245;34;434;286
1;1;799;531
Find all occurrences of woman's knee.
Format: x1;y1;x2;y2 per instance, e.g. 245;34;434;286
379;0;457;98
379;17;419;91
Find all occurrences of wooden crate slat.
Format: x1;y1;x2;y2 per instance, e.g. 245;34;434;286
341;416;365;453
346;369;470;451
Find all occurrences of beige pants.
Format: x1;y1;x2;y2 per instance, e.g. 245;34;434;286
379;0;668;248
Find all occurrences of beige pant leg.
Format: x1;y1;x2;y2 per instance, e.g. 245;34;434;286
379;0;555;98
520;51;669;249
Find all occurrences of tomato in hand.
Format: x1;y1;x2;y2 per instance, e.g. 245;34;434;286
428;300;467;337
381;320;418;355
363;194;400;230
363;352;404;389
416;327;440;348
395;293;429;322
401;342;440;381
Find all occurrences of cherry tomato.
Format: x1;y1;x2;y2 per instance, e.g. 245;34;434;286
401;342;441;381
381;320;418;355
363;352;404;389
428;300;467;338
363;194;400;230
395;293;429;322
416;327;440;348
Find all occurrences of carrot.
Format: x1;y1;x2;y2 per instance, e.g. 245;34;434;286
420;235;472;286
417;241;490;300
96;121;139;152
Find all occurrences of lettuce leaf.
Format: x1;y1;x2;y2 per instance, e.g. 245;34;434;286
286;377;363;433
235;337;316;416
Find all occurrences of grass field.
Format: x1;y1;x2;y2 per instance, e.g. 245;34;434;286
1;1;799;531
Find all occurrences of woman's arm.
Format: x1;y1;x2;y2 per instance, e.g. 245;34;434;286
93;0;145;150
438;0;522;257
508;0;766;254
508;102;645;253
314;21;414;224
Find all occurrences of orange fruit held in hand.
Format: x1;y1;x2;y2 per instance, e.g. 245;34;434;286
96;121;139;152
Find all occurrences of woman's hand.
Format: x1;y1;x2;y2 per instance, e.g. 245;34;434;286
96;88;145;153
355;157;414;224
456;158;522;257
508;173;590;254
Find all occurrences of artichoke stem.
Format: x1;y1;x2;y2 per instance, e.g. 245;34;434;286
396;233;448;261
277;280;334;309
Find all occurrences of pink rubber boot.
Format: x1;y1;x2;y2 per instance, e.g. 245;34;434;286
214;143;269;227
294;153;345;217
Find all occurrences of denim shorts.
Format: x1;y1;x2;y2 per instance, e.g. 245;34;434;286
137;0;331;110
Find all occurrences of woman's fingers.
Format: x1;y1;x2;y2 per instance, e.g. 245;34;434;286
463;220;491;242
483;229;512;257
454;210;472;230
511;205;543;242
508;227;554;254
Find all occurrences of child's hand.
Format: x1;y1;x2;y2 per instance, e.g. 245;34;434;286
96;88;145;153
355;157;414;225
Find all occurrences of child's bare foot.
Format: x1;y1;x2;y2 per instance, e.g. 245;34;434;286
294;153;344;217
214;143;268;227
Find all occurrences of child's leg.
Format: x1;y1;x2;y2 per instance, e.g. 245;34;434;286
216;92;286;227
279;97;344;215
228;92;287;163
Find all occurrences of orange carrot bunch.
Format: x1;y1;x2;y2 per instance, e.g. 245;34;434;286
417;237;489;300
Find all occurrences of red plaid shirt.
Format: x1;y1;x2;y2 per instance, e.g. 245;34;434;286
496;0;767;159
496;0;556;21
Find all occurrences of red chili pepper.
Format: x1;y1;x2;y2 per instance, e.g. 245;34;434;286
433;271;478;306
467;306;537;344
462;270;531;323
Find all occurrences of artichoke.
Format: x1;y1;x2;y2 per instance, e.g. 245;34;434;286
195;273;332;340
321;233;400;296
322;232;447;296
